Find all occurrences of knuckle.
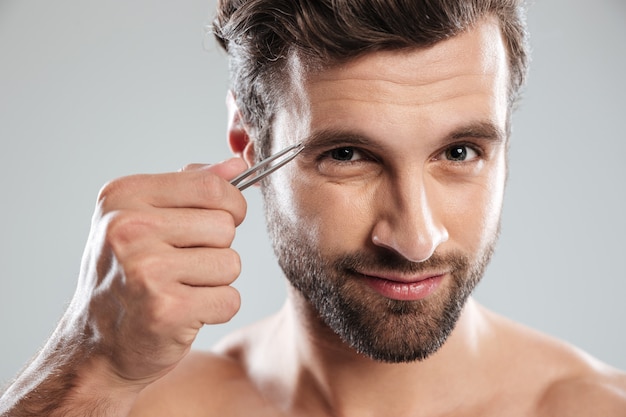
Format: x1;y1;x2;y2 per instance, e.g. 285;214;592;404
197;174;247;221
198;172;227;202
103;210;159;254
97;179;121;204
123;252;164;292
145;296;175;333
195;172;247;225
103;212;136;254
150;295;174;324
142;292;183;338
97;175;138;211
179;163;204;172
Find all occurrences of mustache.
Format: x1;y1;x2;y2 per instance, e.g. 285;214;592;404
335;249;470;276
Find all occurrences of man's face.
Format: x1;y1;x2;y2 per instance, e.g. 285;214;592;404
260;19;509;362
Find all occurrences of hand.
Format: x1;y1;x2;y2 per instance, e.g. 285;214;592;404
68;158;248;386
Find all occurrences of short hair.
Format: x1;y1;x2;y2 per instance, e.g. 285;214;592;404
213;0;529;158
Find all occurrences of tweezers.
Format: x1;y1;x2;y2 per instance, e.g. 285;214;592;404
230;142;304;190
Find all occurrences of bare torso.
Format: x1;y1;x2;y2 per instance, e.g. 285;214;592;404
129;299;626;416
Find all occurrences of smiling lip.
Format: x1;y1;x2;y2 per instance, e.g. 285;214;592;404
358;271;446;301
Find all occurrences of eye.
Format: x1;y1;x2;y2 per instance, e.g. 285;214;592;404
328;147;365;162
442;144;479;162
315;145;380;179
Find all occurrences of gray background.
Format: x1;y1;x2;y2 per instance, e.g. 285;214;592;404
1;0;624;386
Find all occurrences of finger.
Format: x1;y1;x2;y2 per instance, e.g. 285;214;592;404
174;247;241;287
154;158;248;214
118;247;241;298
180;157;247;179
179;163;207;172
136;207;239;249
100;207;238;268
179;285;242;325
99;159;248;225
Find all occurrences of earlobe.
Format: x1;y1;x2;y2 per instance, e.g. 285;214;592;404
226;90;256;166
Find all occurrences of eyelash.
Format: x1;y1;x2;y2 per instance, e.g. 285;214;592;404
436;143;484;162
318;143;484;164
319;147;376;163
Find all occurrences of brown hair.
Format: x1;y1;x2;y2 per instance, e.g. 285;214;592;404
213;0;529;158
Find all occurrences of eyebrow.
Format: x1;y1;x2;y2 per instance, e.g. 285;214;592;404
449;121;507;143
299;120;507;155
300;129;385;154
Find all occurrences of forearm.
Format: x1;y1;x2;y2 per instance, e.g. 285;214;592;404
0;321;140;417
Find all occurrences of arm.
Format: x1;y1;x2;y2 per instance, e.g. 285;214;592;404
0;330;141;416
0;158;248;416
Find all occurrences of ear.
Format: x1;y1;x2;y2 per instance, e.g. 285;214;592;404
226;90;256;167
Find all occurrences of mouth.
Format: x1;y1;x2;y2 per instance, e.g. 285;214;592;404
354;270;447;301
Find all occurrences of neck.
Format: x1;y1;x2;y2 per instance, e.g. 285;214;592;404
272;290;493;416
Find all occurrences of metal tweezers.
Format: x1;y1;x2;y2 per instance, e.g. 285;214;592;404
230;142;304;190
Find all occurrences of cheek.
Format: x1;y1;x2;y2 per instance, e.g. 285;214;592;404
441;166;505;253
293;182;376;255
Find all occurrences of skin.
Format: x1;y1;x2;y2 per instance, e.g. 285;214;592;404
131;19;626;415
1;18;625;417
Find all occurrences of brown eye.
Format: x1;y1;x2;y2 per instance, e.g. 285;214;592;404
330;147;355;161
444;145;478;162
446;146;467;161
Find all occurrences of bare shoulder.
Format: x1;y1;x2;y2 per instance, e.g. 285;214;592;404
536;363;626;416
128;348;274;416
128;318;280;416
480;306;626;416
127;350;242;414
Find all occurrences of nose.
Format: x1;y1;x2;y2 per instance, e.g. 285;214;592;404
371;176;449;263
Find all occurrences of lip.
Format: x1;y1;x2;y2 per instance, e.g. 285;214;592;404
357;271;446;301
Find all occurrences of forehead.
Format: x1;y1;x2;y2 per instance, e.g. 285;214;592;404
273;18;510;147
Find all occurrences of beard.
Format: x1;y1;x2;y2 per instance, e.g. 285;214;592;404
263;186;498;363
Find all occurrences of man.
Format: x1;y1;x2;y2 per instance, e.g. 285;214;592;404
1;0;625;415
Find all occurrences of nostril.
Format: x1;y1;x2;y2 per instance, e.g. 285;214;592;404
371;218;449;263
